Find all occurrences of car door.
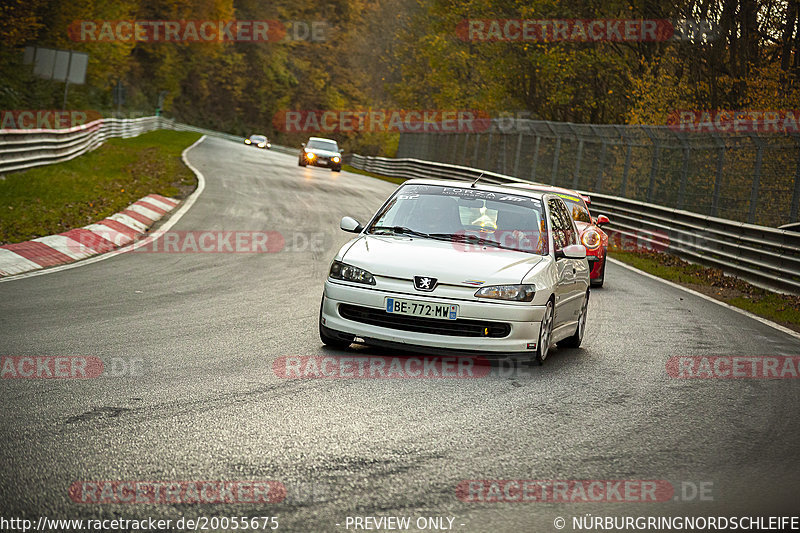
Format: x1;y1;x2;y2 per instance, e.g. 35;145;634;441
554;198;586;318
548;197;574;329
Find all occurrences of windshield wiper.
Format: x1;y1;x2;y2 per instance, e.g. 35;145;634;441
370;225;436;239
431;233;537;253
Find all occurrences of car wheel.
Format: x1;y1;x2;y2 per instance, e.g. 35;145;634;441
318;299;353;349
534;299;554;365
590;251;606;287
558;290;589;348
332;167;341;172
299;159;307;167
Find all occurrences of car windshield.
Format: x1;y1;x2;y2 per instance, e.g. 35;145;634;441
367;184;548;254
307;139;338;151
250;135;266;142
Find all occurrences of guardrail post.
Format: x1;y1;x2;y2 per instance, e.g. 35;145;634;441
791;136;800;223
551;136;561;185
711;135;725;217
748;136;764;224
572;139;584;189
513;132;523;176
531;136;540;181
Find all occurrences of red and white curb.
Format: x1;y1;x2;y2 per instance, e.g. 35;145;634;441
0;194;180;277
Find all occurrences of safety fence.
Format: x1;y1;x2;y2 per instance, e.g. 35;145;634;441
397;120;800;228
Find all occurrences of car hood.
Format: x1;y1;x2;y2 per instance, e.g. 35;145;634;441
306;148;340;157
341;235;545;285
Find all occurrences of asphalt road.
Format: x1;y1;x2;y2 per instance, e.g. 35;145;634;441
1;136;799;532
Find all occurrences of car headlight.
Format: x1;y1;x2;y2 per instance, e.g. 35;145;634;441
306;151;316;160
332;156;340;163
258;142;266;148
245;139;251;144
329;260;375;285
474;284;535;302
581;229;601;250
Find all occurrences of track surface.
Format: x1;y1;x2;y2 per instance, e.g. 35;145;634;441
1;136;799;532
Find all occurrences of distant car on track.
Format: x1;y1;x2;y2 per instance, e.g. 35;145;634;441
245;134;270;149
299;137;342;172
511;185;610;287
319;179;591;364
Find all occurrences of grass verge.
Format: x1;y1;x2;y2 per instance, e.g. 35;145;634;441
610;248;800;333
342;164;406;185
0;130;201;244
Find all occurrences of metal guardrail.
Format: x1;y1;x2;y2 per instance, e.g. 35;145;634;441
349;154;800;294
0;114;307;175
0;117;167;174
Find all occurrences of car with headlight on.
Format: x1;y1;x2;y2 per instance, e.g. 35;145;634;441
244;134;270;149
512;185;610;287
319;179;591;364
299;137;342;171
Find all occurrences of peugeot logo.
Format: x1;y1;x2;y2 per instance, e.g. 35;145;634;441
414;276;437;292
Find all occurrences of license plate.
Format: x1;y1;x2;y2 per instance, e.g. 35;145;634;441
385;297;458;320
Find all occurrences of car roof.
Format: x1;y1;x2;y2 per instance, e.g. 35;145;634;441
308;136;337;142
400;178;549;200
510;183;589;202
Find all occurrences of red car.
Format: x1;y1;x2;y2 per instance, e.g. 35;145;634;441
511;185;610;287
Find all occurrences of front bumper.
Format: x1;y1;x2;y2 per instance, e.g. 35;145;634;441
587;250;605;279
304;155;340;167
321;280;545;353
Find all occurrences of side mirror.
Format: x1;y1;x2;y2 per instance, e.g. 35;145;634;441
340;216;363;233
596;214;610;226
555;244;587;260
301;143;306;148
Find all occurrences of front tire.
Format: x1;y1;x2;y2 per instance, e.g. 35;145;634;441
559;290;589;348
299;158;307;167
332;167;341;172
534;299;555;365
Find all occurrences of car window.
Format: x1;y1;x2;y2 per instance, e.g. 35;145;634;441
307;139;338;151
557;200;579;245
548;197;576;250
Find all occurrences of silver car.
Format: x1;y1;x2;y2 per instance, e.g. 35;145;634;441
319;179;591;364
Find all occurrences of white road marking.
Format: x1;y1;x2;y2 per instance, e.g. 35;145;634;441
108;213;148;233
31;235;97;261
143;196;177;211
127;203;162;221
0;248;42;276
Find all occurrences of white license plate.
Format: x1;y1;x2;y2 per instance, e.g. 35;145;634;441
385;297;458;320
